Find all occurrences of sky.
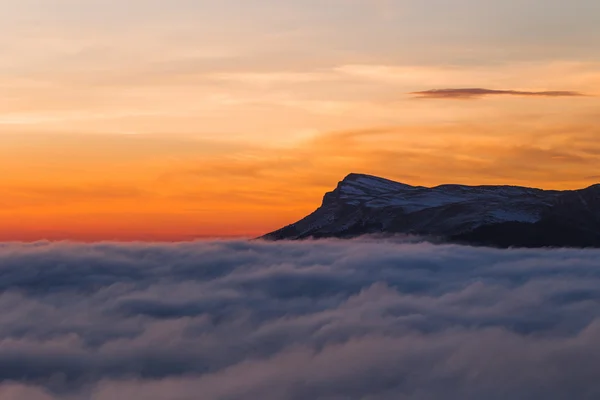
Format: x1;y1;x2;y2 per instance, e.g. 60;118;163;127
1;0;600;240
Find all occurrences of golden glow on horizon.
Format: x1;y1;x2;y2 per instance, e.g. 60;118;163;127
1;1;599;240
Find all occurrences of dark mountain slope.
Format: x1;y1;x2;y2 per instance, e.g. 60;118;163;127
263;173;600;248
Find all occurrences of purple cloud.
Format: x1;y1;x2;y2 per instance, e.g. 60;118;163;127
411;88;586;99
0;239;599;399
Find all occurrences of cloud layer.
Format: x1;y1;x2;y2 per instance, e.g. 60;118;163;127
411;88;585;99
0;239;600;399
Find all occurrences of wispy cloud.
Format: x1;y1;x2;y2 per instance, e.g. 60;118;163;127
411;88;586;99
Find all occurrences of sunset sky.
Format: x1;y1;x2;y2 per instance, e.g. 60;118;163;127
2;0;599;240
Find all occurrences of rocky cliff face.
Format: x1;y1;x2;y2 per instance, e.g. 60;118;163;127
263;173;600;248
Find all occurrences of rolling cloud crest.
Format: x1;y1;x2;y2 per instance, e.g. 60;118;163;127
0;239;598;399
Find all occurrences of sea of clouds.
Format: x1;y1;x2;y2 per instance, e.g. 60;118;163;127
0;238;599;399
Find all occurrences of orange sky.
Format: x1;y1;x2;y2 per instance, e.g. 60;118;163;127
1;0;600;240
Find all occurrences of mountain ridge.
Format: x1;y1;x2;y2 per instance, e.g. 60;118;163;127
263;173;600;248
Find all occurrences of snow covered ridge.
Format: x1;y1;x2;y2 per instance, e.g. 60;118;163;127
263;173;600;248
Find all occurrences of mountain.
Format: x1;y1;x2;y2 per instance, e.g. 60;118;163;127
262;173;600;248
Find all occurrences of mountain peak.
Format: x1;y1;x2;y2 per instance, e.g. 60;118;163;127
342;173;405;184
342;172;381;181
264;173;600;247
336;173;414;200
339;173;414;190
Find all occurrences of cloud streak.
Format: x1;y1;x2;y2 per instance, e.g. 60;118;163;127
411;88;586;99
0;239;599;399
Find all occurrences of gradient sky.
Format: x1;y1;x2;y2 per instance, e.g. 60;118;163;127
1;0;600;240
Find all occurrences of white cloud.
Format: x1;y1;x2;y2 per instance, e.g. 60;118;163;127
0;239;599;399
